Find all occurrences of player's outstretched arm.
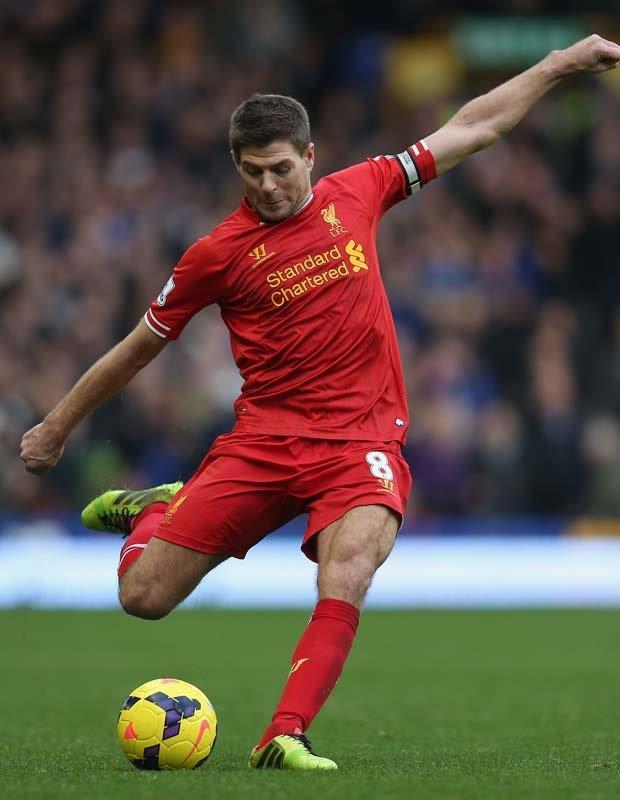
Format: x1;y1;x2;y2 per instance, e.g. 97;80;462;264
425;34;620;176
20;320;168;475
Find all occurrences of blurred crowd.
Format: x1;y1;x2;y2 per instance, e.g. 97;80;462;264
2;0;620;519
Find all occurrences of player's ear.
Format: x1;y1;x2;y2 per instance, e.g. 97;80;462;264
231;149;241;173
305;143;315;172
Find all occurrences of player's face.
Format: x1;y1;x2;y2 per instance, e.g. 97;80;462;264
235;140;314;223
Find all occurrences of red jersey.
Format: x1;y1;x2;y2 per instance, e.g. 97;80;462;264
144;152;426;444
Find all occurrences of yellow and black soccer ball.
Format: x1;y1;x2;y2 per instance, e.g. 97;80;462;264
117;678;217;770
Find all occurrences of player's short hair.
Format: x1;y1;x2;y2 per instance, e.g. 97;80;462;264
229;94;311;161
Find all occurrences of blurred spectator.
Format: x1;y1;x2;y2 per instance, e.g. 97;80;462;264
582;415;620;516
475;401;527;513
522;303;585;513
408;398;477;515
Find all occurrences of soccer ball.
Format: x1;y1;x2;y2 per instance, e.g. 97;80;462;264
117;677;217;770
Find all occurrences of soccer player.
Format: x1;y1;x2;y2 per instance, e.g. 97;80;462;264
20;35;620;770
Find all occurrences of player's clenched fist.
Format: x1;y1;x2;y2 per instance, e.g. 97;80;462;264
560;34;620;73
20;422;65;475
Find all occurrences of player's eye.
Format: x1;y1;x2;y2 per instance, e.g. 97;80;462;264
275;166;292;175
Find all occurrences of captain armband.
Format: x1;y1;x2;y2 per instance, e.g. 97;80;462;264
395;139;437;195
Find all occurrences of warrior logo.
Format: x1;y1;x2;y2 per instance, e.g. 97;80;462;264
288;658;310;676
249;242;276;268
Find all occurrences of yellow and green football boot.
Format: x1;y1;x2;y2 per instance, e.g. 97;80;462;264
248;734;337;771
80;481;183;535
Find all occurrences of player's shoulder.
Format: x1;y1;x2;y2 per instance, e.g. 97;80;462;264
313;157;400;212
211;203;263;248
318;155;395;190
186;205;251;262
314;153;411;217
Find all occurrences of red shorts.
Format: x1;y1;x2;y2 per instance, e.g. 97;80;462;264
155;432;412;563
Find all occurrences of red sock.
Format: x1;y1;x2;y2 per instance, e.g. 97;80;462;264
257;598;360;748
117;503;167;578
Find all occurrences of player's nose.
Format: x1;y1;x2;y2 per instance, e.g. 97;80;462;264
261;173;277;193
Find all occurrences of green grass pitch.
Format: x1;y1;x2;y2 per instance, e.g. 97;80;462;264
1;608;619;799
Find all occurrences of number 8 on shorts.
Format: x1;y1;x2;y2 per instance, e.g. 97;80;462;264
364;451;394;481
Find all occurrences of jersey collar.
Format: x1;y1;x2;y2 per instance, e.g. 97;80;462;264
240;191;315;226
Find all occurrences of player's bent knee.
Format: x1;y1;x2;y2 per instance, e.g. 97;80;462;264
118;579;174;621
318;551;379;605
